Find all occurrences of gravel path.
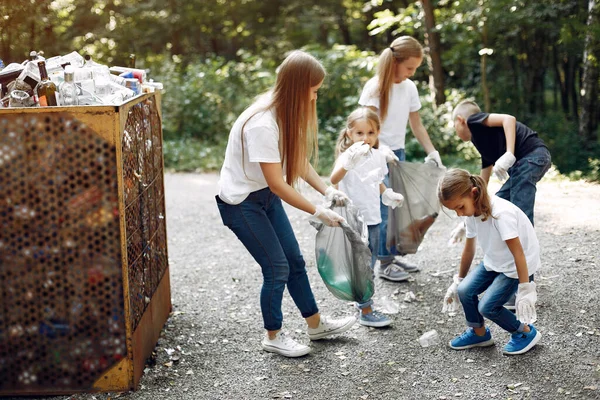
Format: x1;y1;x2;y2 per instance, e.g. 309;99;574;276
11;172;600;400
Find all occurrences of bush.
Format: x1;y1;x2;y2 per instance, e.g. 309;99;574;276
152;52;276;142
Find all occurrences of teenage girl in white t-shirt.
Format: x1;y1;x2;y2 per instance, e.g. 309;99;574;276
358;36;443;280
330;107;405;328
438;168;541;355
216;51;356;358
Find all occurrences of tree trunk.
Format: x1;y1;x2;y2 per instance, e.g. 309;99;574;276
554;47;570;115
421;0;446;106
480;21;490;113
337;3;352;45
579;0;600;145
568;57;579;119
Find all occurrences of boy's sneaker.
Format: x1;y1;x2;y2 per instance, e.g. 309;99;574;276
378;263;410;282
307;315;356;340
449;327;495;350
359;310;391;328
502;325;541;355
261;331;311;358
393;257;420;273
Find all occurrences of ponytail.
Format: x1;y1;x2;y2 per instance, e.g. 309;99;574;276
438;168;494;221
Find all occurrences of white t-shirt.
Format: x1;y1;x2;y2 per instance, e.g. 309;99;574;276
218;95;281;205
336;148;387;225
465;196;540;279
358;77;421;150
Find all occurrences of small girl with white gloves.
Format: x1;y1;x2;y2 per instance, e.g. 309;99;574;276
438;168;541;355
330;107;405;328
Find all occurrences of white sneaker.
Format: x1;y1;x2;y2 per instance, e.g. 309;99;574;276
261;331;311;358
307;315;356;341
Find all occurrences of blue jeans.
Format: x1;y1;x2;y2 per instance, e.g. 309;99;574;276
378;148;406;264
367;224;380;271
496;146;551;226
458;262;533;333
357;224;380;310
216;188;319;331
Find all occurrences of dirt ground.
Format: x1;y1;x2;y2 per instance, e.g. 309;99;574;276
9;171;600;400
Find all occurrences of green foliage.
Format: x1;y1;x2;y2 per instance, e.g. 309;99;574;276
306;45;378;174
526;113;600;182
151;52;275;142
163;139;227;172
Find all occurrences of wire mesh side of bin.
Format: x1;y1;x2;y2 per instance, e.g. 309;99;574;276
118;94;171;389
0;94;171;395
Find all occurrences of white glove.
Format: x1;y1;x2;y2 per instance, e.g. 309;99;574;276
424;150;443;168
324;186;349;206
516;281;537;324
492;151;516;181
447;220;466;247
340;141;370;170
378;144;399;163
442;274;463;313
381;188;404;209
313;205;345;227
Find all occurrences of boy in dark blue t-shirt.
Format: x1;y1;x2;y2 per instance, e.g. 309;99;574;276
451;100;551;226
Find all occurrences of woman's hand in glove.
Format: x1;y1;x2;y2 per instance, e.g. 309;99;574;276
324;186;349;206
313;205;345;227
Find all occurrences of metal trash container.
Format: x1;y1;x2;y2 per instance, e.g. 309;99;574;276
0;93;171;395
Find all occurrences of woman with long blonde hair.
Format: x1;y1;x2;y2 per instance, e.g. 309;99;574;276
216;50;356;358
358;36;443;280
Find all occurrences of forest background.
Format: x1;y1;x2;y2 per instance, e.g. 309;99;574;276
2;0;599;180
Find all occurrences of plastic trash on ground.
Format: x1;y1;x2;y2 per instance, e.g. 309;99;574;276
386;161;445;254
311;203;374;304
418;330;440;347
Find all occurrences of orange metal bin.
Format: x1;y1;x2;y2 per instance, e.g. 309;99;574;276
0;92;171;395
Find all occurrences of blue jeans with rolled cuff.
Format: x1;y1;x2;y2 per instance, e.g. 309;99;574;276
458;262;534;333
216;188;319;331
378;148;406;265
496;146;551;226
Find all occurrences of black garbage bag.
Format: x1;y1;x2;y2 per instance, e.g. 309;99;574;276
386;161;445;255
310;203;374;303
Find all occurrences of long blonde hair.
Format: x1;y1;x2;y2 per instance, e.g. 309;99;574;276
376;36;423;122
437;168;494;221
242;50;325;187
335;107;380;157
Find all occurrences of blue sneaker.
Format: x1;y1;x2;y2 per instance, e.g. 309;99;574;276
502;325;541;355
359;310;391;328
449;327;494;350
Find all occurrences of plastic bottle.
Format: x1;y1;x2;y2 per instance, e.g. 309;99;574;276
59;65;79;106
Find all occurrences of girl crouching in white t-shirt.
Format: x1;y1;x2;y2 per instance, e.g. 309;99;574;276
216;51;356;358
438;168;541;355
330;107;405;328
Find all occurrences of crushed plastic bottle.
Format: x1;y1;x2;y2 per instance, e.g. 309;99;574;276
418;329;440;347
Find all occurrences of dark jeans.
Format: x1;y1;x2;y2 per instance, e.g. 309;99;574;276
496;146;551;226
458;262;533;333
378;148;406;264
216;188;319;331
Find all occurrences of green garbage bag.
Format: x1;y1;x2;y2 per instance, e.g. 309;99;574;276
311;203;374;303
